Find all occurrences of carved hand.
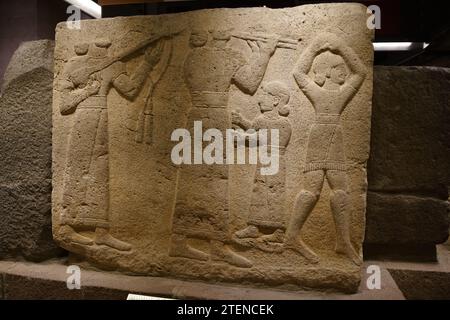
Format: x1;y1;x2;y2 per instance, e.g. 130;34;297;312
145;40;164;66
246;40;260;53
317;32;342;52
319;41;332;52
231;110;244;125
87;79;101;95
258;38;278;56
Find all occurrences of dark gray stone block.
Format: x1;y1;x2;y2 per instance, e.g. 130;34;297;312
0;40;64;261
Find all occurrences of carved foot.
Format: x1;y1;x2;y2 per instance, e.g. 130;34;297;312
336;243;362;266
168;235;208;261
260;229;284;243
95;228;132;252
59;225;93;246
284;239;319;264
211;241;253;268
234;225;260;239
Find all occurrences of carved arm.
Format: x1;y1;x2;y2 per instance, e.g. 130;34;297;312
113;41;164;100
233;39;278;95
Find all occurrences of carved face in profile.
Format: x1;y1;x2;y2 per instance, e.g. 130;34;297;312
211;30;231;41
330;63;347;85
189;30;208;48
258;86;277;112
89;39;111;59
74;43;89;56
258;82;290;114
313;51;348;87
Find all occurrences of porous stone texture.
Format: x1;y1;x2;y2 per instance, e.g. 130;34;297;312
366;67;450;256
52;4;374;293
389;269;450;300
0;40;64;261
366;192;449;244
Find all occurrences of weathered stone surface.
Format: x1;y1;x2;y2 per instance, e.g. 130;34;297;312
369;66;450;198
389;269;450;300
366;66;450;254
1;40;55;94
366;192;449;244
52;4;374;293
0;40;64;261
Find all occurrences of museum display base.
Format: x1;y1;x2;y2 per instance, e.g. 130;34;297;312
0;244;449;300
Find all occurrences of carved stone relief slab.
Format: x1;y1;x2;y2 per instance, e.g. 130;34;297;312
52;4;374;293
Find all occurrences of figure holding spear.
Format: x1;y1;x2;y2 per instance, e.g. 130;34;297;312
58;37;165;251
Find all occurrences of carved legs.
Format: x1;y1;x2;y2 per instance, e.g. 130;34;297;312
283;170;324;263
60;109;132;252
284;190;320;263
283;169;360;265
327;170;361;265
329;190;361;265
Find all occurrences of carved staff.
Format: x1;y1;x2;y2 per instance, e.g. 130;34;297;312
135;40;173;145
232;32;299;50
69;29;182;86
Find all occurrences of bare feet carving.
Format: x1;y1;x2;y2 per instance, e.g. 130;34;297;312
260;229;284;243
336;242;362;266
284;239;319;264
234;225;260;239
210;241;253;268
59;225;93;246
95;228;132;252
168;234;208;261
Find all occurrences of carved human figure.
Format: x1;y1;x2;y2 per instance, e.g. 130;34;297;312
58;39;164;251
285;33;367;265
231;81;292;250
169;29;278;267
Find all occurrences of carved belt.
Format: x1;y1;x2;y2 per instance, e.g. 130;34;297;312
261;145;286;151
259;145;286;155
273;145;286;155
191;91;229;108
315;113;341;125
78;95;107;109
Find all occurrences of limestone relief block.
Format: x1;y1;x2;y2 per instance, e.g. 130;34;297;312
52;3;374;293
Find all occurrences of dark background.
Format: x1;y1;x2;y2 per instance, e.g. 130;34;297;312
1;0;450;84
0;0;91;87
102;0;450;66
